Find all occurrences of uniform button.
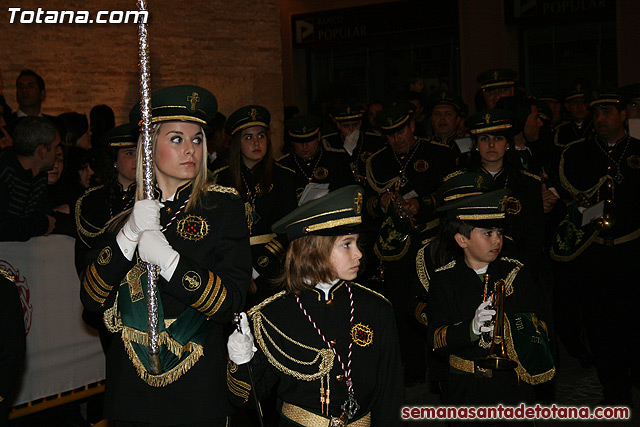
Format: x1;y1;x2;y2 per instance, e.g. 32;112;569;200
607;166;612;170
607;199;612;203
326;299;333;307
608;183;612;188
336;374;345;382
330;339;337;346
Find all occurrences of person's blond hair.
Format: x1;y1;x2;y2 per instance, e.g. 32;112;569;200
279;234;339;295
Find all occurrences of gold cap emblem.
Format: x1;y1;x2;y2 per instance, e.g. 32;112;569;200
484;113;491;124
493;71;499;80
187;92;200;111
249;108;258;121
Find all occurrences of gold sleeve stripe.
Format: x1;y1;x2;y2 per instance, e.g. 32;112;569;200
82;278;106;304
86;273;110;297
227;371;251;400
270;239;284;253
191;273;216;309
198;277;222;314
265;241;284;258
204;287;227;317
90;264;113;291
433;326;448;349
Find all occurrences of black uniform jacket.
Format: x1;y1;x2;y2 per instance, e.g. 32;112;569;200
322;131;385;184
277;148;355;202
559;134;640;269
426;255;547;405
213;163;297;284
228;281;405;426
364;137;456;230
80;181;251;424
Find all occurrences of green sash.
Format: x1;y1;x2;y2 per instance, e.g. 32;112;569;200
550;202;599;262
118;260;209;387
373;206;412;261
504;312;555;385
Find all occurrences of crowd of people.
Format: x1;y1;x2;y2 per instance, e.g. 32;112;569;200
0;65;639;426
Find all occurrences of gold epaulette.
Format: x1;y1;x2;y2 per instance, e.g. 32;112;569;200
247;290;287;317
0;268;15;282
75;185;109;240
351;282;391;305
434;259;456;272
499;256;524;297
275;162;296;175
205;183;239;197
519;169;543;182
429;138;450;148
442;169;467;182
415;244;431;292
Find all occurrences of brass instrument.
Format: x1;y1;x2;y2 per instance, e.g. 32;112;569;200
476;279;518;371
386;188;420;236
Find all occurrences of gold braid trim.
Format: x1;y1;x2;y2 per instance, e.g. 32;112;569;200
365;149;401;194
103;294;122;333
0;268;15;282
433;326;448;349
204;287;227;317
519;169;542;182
435;260;456;272
351;282;390;304
415;302;428;326
276;162;296;175
504;316;556;385
75;185;109;239
252;309;334;381
416;244;430;292
247;290;287;316
121;326;204;387
559;142;612;197
227;360;251;400
205;183;240;196
500;257;523;297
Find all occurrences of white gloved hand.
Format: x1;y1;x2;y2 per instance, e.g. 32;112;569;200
138;230;180;280
227;312;257;365
121;200;163;242
472;300;496;336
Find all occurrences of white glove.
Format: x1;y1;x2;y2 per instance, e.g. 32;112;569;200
227;312;257;365
121;200;163;242
472;300;496;336
138;230;180;280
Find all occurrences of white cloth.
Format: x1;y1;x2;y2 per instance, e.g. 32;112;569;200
227;312;257;365
472;300;496;336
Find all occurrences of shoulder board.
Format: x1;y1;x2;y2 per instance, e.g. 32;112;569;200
442;169;467;182
499;256;524;268
499;257;523;297
247;290;287;316
0;268;16;283
350;283;391;304
205;183;239;197
519;169;542;182
212;165;229;176
435;259;456;272
323;145;346;153
275;162;296;174
429;138;450;148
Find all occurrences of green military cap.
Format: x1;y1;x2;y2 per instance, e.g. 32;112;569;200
272;185;364;241
330;103;365;121
619;83;640;103
476;68;517;90
129;85;218;127
465;109;517;136
286;114;321;143
435;171;494;206
564;79;592;102
225;105;270;136
426;90;466;114
589;88;628;108
102;122;138;149
437;187;515;226
374;101;415;134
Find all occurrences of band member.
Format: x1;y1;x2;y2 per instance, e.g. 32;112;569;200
79;85;251;426
365;101;456;386
213;105;297;306
279;115;354;205
227;185;404;426
322;103;384;184
420;175;553;410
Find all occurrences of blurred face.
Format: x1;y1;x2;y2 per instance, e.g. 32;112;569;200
47;145;64;185
330;234;362;281
593;105;626;143
16;75;44;110
431;104;459;140
293;137;319;159
336;120;361;138
75;130;92;150
155;122;204;193
240;126;268;168
115;147;137;187
386;121;415;154
476;134;508;170
457;228;503;269
565;99;590;122
483;86;514;109
523;105;544;142
78;163;95;189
